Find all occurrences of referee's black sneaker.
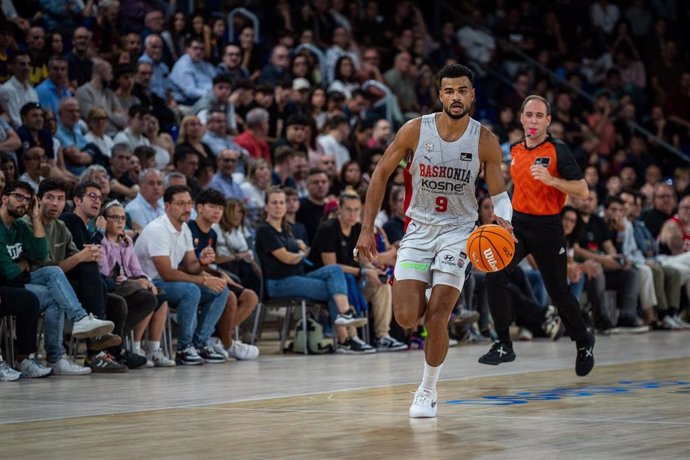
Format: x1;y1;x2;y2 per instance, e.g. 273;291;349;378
478;341;516;365
575;332;595;376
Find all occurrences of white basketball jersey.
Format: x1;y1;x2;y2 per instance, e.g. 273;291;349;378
404;114;481;226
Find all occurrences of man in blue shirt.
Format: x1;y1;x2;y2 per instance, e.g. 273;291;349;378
36;56;72;115
207;149;245;200
125;168;165;230
138;34;170;100
201;109;249;175
55;98;90;175
169;37;217;105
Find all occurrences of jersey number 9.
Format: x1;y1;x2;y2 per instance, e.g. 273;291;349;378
435;196;448;212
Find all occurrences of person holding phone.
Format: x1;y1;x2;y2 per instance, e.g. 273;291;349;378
309;191;407;352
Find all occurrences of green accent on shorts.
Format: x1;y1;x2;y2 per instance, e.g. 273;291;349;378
399;261;431;271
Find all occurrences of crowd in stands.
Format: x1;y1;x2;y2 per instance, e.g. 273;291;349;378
1;0;690;381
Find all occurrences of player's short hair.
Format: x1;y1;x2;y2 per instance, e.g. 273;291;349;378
437;64;474;88
519;95;551;116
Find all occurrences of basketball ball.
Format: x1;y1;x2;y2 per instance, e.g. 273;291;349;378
466;224;515;272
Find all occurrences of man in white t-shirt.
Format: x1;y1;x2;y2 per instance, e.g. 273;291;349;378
134;184;229;365
316;116;351;171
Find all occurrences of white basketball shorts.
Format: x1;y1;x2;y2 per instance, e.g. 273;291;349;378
394;219;474;289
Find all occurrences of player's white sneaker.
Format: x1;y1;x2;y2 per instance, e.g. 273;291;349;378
409;387;438;418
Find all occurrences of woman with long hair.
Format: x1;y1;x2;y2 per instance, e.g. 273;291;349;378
339;160;363;193
215;198;261;294
237;26;262;80
561;204;589;301
309;87;328;131
206;15;227;65
328;55;359;99
175;114;214;178
161;11;187;67
254;187;373;353
99;201;175;367
240;158;272;228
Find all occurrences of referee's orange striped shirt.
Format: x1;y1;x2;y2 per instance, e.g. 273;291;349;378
510;137;583;216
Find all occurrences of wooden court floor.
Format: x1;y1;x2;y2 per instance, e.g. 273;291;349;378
0;332;688;459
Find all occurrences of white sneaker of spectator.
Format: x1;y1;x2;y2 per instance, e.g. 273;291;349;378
662;315;683;330
672;315;690;329
72;314;115;339
48;354;92;375
227;340;260;360
207;337;230;359
0;360;22;381
19;354;53;378
147;349;176;367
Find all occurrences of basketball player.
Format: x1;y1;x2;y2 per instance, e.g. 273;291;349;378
478;95;595;376
355;64;513;418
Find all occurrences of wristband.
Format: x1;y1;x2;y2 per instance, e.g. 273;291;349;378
491;191;513;222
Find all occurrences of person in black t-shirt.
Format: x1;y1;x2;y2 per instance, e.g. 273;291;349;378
309;192;406;351
296;168;329;243
285;187;309;245
641;183;676;239
188;189;260;360
573;189;644;332
255;187;374;354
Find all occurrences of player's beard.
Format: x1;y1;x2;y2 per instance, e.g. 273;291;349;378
444;102;469;120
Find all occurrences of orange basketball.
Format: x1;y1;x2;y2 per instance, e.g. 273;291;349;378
466;224;515;272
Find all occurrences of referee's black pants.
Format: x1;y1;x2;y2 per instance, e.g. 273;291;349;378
486;212;589;343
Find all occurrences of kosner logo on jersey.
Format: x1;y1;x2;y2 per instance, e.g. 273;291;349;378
418;163;472;192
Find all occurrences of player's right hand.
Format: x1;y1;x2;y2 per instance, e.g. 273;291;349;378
354;231;378;262
491;213;517;243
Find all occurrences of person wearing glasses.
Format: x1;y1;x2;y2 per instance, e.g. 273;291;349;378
99;200;175;367
168;36;217;106
59;181;149;370
0;180;115;375
134;185;229;365
216;44;250;82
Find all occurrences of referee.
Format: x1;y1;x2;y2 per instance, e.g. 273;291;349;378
479;95;595;377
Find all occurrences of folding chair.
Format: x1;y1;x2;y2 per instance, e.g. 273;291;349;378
249;261;336;354
1;315;16;367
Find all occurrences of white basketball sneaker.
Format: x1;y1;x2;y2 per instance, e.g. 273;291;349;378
409;387;438;418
